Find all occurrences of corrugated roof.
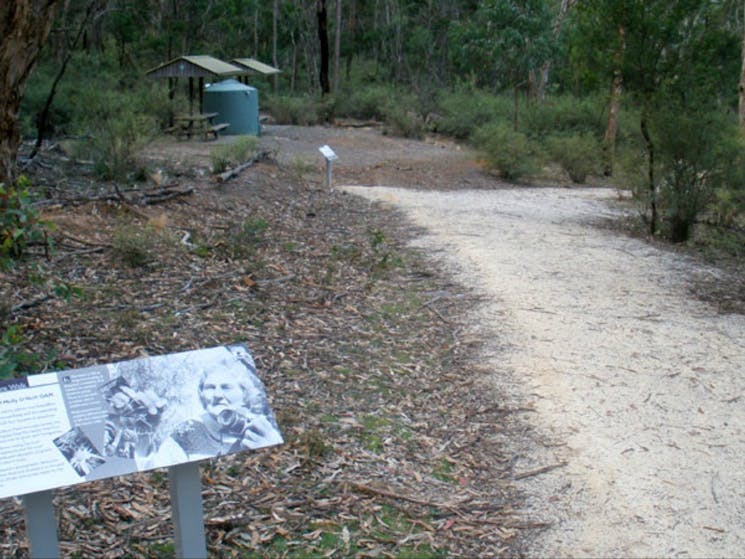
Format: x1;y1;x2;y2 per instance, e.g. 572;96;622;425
146;55;243;78
231;58;281;75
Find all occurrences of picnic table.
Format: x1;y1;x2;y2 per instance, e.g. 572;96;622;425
169;112;230;141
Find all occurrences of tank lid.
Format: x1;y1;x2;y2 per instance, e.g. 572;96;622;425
204;78;257;92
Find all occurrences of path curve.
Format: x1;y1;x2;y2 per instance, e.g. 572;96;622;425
343;185;745;558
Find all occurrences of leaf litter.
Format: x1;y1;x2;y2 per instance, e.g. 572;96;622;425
0;130;544;557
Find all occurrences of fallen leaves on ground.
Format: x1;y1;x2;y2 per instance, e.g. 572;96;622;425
0;145;542;558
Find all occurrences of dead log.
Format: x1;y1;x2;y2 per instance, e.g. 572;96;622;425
214;149;273;183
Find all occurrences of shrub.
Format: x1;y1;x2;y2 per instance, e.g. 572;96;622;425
0;325;33;379
523;95;606;139
616;103;743;243
472;122;540;181
112;222;159;267
544;133;602;183
73;88;157;181
709;182;745;230
136;82;177;130
265;95;321;125
336;84;426;138
0;176;50;266
342;84;397;121
434;86;511;139
382;105;425;139
652;105;742;243
210;136;258;173
222;217;268;260
90;112;155;180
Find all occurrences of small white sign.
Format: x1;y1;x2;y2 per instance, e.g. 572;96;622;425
319;144;338;161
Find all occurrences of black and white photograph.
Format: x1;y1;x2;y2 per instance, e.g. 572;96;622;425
102;376;167;460
138;344;283;468
53;427;105;477
0;344;282;500
95;344;283;470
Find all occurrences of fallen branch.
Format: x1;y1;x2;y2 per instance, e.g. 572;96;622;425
513;461;567;481
215;150;273;183
421;296;452;324
347;481;460;511
51;183;192;208
53;246;106;261
59;231;112;248
11;295;53;314
335;118;382;128
140;185;194;204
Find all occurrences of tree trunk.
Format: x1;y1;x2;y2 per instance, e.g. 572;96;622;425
30;1;98;161
603;25;625;176
530;0;573;102
346;0;356;80
291;32;298;92
640;112;657;236
317;0;330;95
333;0;342;94
603;71;622;176
272;0;279;93
254;3;259;57
0;1;60;186
739;0;745;127
513;83;519;132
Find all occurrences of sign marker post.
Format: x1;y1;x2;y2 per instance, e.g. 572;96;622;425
319;144;338;190
24;490;59;559
170;462;207;559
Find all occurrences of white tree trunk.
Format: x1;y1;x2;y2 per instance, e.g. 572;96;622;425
603;25;625;176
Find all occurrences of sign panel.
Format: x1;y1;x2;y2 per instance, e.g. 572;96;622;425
0;344;282;500
319;144;338;161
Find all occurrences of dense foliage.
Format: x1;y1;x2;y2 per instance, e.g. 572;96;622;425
6;0;745;245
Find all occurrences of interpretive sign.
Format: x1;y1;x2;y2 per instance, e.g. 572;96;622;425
0;344;282;500
319;144;338;161
319;144;338;190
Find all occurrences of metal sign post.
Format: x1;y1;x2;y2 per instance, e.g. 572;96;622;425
170;462;207;559
23;490;59;559
319;144;338;190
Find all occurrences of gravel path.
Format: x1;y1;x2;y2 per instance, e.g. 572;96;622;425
343;185;745;558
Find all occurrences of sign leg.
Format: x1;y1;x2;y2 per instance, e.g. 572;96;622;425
169;462;207;559
23;490;59;559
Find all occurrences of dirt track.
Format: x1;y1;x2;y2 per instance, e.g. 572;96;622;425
252;125;745;556
341;183;745;557
249;124;745;556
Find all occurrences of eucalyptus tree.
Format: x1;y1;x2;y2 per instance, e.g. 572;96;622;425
449;0;554;131
0;0;61;186
569;0;740;239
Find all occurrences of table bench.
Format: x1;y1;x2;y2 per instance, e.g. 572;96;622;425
171;113;220;141
205;123;230;140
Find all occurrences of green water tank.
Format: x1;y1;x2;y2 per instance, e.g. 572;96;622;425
203;79;260;136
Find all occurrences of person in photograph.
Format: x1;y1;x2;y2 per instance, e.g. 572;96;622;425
102;378;167;460
148;365;282;466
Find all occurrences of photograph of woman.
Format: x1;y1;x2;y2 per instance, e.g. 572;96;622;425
145;353;283;467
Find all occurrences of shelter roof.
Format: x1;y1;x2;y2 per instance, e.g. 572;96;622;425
146;55;243;78
231;58;281;75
